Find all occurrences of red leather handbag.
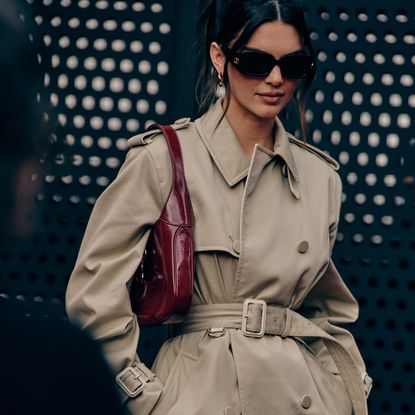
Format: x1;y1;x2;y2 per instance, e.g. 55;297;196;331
130;124;195;326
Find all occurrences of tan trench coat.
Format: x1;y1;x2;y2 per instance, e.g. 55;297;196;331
66;97;372;415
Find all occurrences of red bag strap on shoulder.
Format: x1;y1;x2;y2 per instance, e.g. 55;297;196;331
145;124;193;227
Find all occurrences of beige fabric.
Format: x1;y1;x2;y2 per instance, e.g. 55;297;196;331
66;97;372;415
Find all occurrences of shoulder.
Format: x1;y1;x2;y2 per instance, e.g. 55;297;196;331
287;133;340;172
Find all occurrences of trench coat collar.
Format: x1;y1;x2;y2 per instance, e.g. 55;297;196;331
195;97;300;198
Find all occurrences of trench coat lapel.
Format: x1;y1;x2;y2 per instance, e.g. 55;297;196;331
194;98;301;198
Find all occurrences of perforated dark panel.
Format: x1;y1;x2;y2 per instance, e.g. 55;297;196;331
1;1;414;413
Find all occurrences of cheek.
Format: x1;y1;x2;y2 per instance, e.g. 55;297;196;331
284;79;300;98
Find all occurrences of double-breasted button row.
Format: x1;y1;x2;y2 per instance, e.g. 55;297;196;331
301;395;312;409
297;240;309;254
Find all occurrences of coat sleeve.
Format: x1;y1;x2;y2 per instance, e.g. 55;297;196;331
297;172;373;399
65;145;167;414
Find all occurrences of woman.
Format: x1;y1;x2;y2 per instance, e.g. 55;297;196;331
66;1;373;414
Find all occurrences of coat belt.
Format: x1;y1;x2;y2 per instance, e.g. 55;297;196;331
173;299;368;415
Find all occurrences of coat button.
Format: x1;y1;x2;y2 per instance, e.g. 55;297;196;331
301;395;312;409
232;240;240;254
224;408;235;415
297;240;309;254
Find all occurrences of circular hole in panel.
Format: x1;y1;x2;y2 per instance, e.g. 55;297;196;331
397;114;411;128
370;93;382;106
336;51;346;63
357;153;369;166
365;32;377;43
379;113;391;127
392;54;405;65
68;17;80;28
151;3;163;12
318;51;327;62
79;175;91;186
159;23;171;34
65;95;77;109
381;74;394;86
92;76;106;91
116;138;128;150
122;21;136;32
363;73;374;85
106;157;120;169
130;41;143;53
341;111;352;126
373;53;385;64
339;151;349;165
89;156;101;167
325;70;335;82
331;131;341;145
365;174;377;186
85;18;98;29
323;110;333;124
51;16;62;27
112;39;126;52
374;194;386;205
349;132;360;146
58;36;70;48
352;92;363;105
65;135;75;146
149;41;161;54
44;73;50;87
371;235;383;245
346;32;357;42
360;112;372;127
100;97;114;111
396;12;408;23
73;115;85;128
76;37;89;49
338;10;349;21
345;213;355;223
102;58;116;72
94;38;107;51
78;0;90;8
385;33;397;44
306;109;314;123
118;98;132;112
132;2;145;12
376;153;388;167
328;31;338;41
315;90;324;103
376;11;388;22
146;80;159;95
98;137;112;149
409;95;415;107
137;99;150;114
74;75;88;90
344;72;354;84
386;134;399;148
120;59;134;72
109;77;124;93
141;22;153;33
389;94;402;107
155;100;167;115
157;61;169;75
355;52;366;63
114;1;127;10
103;19;117;31
128;79;141;93
382;216;394;226
43;35;52;46
81;136;93;148
51;55;60;68
347;173;358;185
97;177;110;187
84;56;97;70
401;74;414;87
353;234;364;244
355;194;366;204
333;91;343;104
50;93;59;106
126;119;140;132
82;96;95;110
90;117;104;130
403;34;415;44
368;132;379;147
108;118;122;131
312;130;322;144
363;214;374;225
139;60;151;74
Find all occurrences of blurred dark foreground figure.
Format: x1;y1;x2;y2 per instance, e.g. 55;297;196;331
0;2;124;413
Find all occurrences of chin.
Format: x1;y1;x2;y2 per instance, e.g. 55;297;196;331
253;104;283;120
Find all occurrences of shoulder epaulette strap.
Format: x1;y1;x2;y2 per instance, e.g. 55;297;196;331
128;117;191;148
287;134;340;171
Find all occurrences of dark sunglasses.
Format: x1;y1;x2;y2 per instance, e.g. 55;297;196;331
222;47;315;79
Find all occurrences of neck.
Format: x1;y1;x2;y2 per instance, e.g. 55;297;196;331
222;97;275;159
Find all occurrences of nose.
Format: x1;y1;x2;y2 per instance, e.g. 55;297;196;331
265;64;283;86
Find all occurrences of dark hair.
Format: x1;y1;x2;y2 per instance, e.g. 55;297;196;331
195;0;316;141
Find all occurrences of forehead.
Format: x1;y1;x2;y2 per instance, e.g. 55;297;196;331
244;21;302;57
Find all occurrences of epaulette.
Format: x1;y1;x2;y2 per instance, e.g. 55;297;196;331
127;117;191;148
287;134;340;171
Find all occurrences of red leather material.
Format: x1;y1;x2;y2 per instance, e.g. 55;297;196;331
130;124;195;326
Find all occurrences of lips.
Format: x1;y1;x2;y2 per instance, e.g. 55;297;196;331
258;92;285;97
258;93;285;104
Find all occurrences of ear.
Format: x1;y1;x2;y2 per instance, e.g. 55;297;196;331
209;41;226;78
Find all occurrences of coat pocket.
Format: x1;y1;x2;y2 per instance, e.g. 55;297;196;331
151;350;198;414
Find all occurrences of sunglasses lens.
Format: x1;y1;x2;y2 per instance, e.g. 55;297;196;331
280;55;314;79
236;52;275;77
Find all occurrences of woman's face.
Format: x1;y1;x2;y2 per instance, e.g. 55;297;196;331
213;21;303;121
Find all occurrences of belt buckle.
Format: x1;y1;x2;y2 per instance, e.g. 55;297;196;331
116;366;146;398
242;298;267;338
